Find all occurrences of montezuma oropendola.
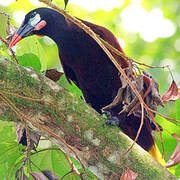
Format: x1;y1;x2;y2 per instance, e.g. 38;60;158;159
9;7;165;165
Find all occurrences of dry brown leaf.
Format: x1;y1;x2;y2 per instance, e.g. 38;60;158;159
14;124;40;150
21;173;30;180
14;124;26;145
42;170;59;180
45;69;63;82
165;134;180;168
162;80;180;102
30;172;46;180
15;167;30;180
172;133;180;142
120;168;138;180
6;25;17;43
166;142;180;168
30;170;59;180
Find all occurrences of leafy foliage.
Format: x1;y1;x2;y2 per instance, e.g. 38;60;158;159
57;74;83;98
17;53;41;72
29;145;82;179
16;36;47;71
0;123;23;179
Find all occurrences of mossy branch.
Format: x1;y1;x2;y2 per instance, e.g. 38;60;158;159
0;58;177;180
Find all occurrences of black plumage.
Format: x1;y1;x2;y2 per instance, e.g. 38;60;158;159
9;7;155;152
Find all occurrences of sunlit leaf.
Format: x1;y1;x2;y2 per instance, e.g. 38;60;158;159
0;124;23;179
176;99;180;121
0;43;11;59
57;74;83;98
0;14;8;37
16;36;46;71
17;53;41;72
38;36;62;71
0;49;11;59
30;147;71;177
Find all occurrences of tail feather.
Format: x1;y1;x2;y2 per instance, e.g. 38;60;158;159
148;143;166;166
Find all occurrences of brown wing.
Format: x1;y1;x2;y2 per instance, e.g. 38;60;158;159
81;20;129;68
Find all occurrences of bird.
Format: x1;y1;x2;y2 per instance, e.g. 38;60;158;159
9;7;165;166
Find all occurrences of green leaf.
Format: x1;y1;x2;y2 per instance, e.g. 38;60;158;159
16;36;47;71
38;36;62;72
0;123;22;179
30;147;80;179
176;99;180;121
16;36;62;72
17;53;41;72
57;74;83;98
29;145;97;179
155;115;180;176
0;43;11;59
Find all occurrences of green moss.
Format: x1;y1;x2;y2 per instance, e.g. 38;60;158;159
79;138;89;147
1;108;20;123
127;149;168;179
0;61;7;78
0;59;177;179
4;65;41;95
102;158;123;174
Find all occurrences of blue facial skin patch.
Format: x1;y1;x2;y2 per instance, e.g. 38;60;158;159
28;13;41;27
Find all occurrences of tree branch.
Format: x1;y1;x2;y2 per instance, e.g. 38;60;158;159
0;58;177;180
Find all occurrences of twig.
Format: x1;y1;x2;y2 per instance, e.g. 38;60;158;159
39;0;149;154
123;102;144;155
146;108;165;157
167;65;174;81
29;159;42;172
99;38;170;69
63;152;84;180
0;91;32;161
0;36;19;64
60;170;73;180
1;91;66;121
148;108;180;123
0;91;25;123
0;90;87;174
0;12;18;63
30;147;59;156
38;0;175;159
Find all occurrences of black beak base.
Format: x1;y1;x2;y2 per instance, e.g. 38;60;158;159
9;23;34;49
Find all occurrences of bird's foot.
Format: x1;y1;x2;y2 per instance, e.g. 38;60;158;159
102;111;119;126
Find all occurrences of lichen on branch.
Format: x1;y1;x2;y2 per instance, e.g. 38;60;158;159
0;58;177;180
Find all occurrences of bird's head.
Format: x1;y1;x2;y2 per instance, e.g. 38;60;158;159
9;7;64;49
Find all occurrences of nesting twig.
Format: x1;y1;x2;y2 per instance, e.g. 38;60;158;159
0;12;18;64
0;90;87;173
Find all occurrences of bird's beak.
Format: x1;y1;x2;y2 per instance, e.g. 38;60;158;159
9;23;34;49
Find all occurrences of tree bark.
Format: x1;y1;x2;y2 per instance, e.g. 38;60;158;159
0;58;177;180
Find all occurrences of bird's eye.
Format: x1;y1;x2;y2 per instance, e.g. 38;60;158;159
31;12;37;18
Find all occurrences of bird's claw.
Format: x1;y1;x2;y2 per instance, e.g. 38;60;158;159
102;111;119;126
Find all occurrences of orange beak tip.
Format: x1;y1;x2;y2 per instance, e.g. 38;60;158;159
8;44;14;49
8;33;22;49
